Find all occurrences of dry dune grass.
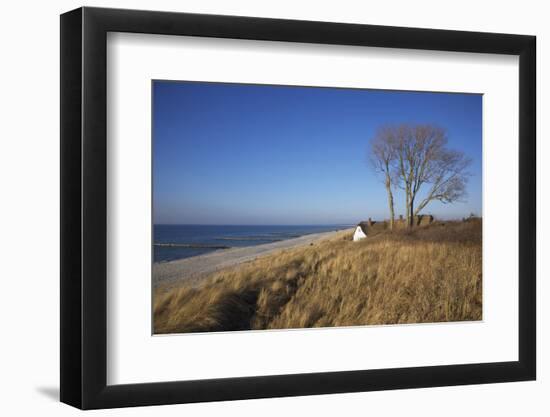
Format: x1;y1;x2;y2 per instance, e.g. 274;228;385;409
153;220;482;334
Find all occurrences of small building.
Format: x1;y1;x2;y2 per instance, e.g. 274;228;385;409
353;222;369;241
416;214;434;226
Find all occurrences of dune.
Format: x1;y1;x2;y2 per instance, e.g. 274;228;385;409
153;228;352;288
153;220;482;334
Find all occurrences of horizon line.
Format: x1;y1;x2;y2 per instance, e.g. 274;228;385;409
153;223;355;227
153;217;481;227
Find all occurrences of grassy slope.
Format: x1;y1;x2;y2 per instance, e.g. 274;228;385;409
153;220;482;334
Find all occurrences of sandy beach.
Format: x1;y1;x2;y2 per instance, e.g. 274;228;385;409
153;228;352;288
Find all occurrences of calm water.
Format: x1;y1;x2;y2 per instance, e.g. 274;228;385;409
153;225;347;263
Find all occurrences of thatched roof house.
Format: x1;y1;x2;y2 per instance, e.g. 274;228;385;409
417;214;434;226
353;224;368;241
353;219;373;241
353;215;434;240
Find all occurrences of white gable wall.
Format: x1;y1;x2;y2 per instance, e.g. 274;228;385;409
353;226;367;241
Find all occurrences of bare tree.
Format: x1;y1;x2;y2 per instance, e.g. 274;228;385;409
369;123;471;228
370;126;398;230
393;124;471;226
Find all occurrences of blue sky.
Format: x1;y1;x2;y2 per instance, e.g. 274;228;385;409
153;81;482;225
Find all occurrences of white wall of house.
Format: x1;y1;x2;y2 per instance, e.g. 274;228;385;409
353;226;367;241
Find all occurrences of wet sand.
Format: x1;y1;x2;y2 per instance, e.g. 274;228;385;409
153;228;352;288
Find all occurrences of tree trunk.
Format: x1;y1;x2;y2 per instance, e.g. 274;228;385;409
408;198;415;227
405;187;411;227
385;175;394;230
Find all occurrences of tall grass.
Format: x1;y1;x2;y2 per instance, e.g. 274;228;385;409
153;220;482;334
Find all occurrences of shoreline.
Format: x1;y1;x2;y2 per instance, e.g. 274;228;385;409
153;228;353;288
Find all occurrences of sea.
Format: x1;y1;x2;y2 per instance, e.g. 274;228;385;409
153;224;348;263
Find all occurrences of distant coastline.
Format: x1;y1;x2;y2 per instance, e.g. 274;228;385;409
153;228;352;288
153;224;351;263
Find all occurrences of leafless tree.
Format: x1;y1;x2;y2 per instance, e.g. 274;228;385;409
393;124;471;226
370;126;398;230
370;123;471;228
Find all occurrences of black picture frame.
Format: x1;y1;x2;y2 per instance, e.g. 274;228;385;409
60;6;536;410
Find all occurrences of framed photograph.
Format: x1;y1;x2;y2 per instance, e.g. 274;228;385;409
60;7;536;409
